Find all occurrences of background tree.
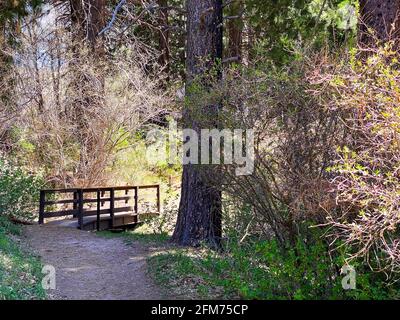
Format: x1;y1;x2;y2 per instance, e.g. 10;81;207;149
157;0;170;78
358;0;400;46
0;0;43;151
226;0;243;63
68;0;108;184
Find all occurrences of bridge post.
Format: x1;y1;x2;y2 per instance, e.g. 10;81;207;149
156;185;161;213
110;188;115;229
73;191;78;218
96;190;101;231
78;189;84;229
39;190;45;225
134;186;138;214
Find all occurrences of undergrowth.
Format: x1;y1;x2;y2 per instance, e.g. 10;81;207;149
147;235;400;300
0;217;46;300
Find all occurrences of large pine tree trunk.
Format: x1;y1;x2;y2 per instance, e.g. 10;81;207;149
359;0;400;46
172;0;223;247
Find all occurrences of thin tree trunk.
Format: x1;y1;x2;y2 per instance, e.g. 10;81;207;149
172;0;223;247
227;0;243;63
0;22;9;103
69;0;107;185
157;0;170;79
0;19;15;153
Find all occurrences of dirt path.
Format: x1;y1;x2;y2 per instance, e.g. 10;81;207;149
23;225;168;300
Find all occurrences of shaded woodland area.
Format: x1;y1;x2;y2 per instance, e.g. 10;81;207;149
1;0;400;300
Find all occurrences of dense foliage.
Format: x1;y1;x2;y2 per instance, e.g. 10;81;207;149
0;156;43;221
319;44;400;275
245;0;358;63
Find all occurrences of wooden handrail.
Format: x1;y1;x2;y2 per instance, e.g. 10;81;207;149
40;185;160;193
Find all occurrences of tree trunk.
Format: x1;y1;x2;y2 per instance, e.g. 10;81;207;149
227;0;243;63
69;0;107;185
70;0;106;47
0;22;8;151
0;19;15;153
0;22;9;103
172;0;223;247
359;0;400;46
157;0;170;78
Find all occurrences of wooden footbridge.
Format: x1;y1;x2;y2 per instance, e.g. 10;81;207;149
39;185;160;231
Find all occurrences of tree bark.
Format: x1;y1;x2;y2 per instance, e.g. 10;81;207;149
69;0;107;185
359;0;400;46
0;17;15;153
0;22;9;151
157;0;170;78
227;0;243;63
70;0;106;47
0;23;9;103
172;0;223;247
69;0;106;118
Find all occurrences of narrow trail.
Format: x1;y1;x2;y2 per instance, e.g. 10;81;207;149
23;225;167;300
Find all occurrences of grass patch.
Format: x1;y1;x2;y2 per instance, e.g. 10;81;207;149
148;248;237;300
97;223;170;245
147;249;227;300
0;218;46;300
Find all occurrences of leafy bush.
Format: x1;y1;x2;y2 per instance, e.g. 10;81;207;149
309;43;400;275
143;194;179;235
0;156;43;222
191;234;339;299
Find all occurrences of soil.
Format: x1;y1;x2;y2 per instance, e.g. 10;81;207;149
23;225;169;300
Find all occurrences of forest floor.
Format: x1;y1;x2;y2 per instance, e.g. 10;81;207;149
22;224;172;300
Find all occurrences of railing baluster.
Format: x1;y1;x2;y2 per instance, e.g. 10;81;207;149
110;188;115;229
78;189;84;230
134;186;138;214
73;191;78;218
96;190;101;231
101;190;105;207
156;185;161;213
39;190;45;225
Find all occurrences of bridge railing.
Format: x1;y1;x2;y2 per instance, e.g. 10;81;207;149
39;185;161;230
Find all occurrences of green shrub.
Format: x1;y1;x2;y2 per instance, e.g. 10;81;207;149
318;44;400;275
0;156;43;222
193;236;339;300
